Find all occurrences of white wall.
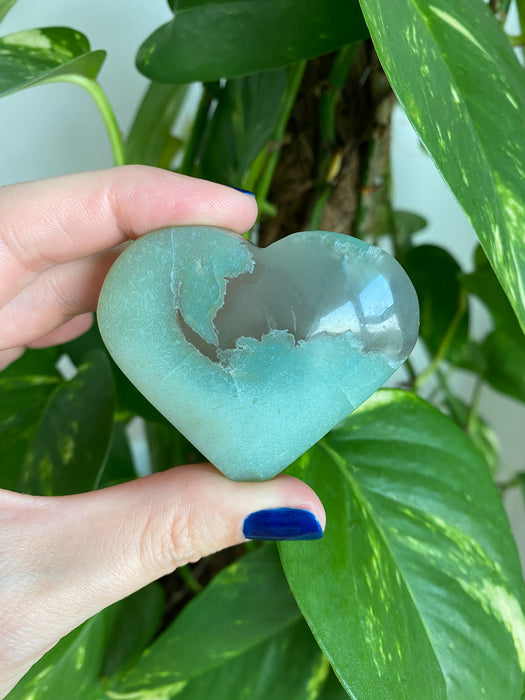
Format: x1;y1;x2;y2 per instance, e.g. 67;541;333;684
0;0;171;182
1;1;524;561
391;106;525;564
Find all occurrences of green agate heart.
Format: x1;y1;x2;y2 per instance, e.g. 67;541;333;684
97;227;419;480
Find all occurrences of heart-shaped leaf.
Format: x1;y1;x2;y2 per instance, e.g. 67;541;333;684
146;620;328;700
461;247;525;404
404;244;468;362
481;329;525;405
463;246;524;344
391;210;428;258
198;69;289;187
107;546;347;698
136;0;368;83
6;585;164;699
0;26;105;98
280;390;525;699
6;612;110;700
98;226;419;480
101;583;165;677
0;350;115;496
108;546;307;696
359;0;525;333
0;374;61;490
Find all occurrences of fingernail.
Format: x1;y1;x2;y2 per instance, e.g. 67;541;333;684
231;186;256;196
243;508;323;541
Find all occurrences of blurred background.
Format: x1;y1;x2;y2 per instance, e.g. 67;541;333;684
1;0;524;564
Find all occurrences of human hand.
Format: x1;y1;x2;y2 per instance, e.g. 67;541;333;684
0;167;325;697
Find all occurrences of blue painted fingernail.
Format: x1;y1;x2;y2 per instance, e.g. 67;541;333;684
243;508;323;541
231;186;256;196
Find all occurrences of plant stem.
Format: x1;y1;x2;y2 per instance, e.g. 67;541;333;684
45;74;126;166
179;85;214;176
488;0;512;21
308;45;360;230
467;377;484;433
414;287;468;392
254;61;307;204
404;357;417;385
498;475;519;492
178;565;203;593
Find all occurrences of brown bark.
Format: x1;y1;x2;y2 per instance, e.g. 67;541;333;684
258;42;395;247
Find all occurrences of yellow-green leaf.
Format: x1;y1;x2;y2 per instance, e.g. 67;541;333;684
0;26;105;97
281;390;525;699
359;0;525;332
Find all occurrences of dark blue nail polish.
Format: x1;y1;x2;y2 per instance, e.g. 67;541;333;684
243;508;323;541
231;186;256;196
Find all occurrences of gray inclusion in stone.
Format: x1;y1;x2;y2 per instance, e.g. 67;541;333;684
178;231;419;367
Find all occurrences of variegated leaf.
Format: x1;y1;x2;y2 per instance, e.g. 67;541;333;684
281;390;525;699
359;0;525;332
0;27;105;97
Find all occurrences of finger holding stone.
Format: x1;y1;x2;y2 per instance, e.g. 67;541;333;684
0;466;324;696
0;165;258;307
0;346;25;371
27;313;95;349
0;249;120;350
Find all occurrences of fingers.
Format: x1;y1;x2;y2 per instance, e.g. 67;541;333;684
0;248;118;349
0;315;93;369
0;347;25;371
0;466;324;678
27;313;94;349
0;166;258;352
0;165;258;306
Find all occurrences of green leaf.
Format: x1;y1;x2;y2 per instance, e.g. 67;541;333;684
137;0;368;83
199;69;288;187
0;27;106;98
0;0;18;24
171;620;327;700
6;612;110;700
404;244;468;361
392;210;427;259
463;246;524;344
101;583;165;677
108;546;304;697
280;390;525;699
318;671;352;700
126;81;188;167
17;350;114;496
482;330;525;404
96;419;136;489
359;0;525;332
0;374;61;490
459;248;525;402
444;391;500;476
0;346;61;379
145;419;202;472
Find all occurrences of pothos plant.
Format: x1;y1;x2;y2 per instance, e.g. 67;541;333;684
1;0;525;698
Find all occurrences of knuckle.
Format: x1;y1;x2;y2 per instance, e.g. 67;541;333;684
137;503;202;574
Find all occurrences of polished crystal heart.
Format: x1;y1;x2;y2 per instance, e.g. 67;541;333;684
98;227;419;480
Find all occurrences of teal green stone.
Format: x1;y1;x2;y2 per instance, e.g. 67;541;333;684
97;227;419;481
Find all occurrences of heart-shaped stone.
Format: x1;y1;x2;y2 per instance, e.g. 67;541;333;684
98;227;419;480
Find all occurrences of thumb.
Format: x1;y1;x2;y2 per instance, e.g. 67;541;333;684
1;464;324;679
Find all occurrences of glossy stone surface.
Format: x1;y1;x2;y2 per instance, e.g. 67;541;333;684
98;227;419;480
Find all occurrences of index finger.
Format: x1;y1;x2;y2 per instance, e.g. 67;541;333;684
0;165;258;291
